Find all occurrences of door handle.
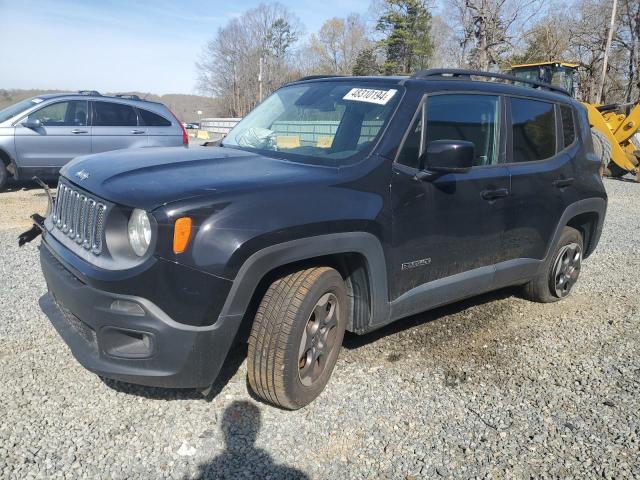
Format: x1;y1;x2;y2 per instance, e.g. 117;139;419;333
480;188;509;200
553;177;574;188
71;129;88;134
131;129;146;135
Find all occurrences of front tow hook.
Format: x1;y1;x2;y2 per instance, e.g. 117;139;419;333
18;176;53;247
18;214;46;247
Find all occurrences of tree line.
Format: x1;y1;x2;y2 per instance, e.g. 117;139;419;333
197;0;634;117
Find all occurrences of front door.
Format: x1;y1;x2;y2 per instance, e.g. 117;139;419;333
14;100;91;174
91;100;148;153
391;93;510;301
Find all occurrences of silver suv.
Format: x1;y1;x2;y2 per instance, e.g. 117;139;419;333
0;91;188;190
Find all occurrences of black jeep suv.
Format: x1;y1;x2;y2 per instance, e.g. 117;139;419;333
32;70;606;409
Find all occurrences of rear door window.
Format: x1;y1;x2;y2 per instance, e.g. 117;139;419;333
511;98;556;162
93;101;138;126
139;108;171;127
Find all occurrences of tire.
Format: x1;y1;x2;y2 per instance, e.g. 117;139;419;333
606;161;629;178
0;161;8;192
247;267;347;409
591;128;618;176
522;226;584;303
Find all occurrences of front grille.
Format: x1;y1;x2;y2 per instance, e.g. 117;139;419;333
52;181;107;255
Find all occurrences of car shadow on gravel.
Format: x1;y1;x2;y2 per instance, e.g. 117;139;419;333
2;179;57;192
189;400;309;480
342;287;518;350
100;343;248;402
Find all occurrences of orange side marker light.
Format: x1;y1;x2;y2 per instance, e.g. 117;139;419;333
173;217;192;254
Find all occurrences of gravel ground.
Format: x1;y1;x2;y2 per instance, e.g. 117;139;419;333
0;179;638;479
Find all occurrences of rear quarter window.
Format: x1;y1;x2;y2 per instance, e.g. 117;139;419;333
511;98;556;162
560;105;575;148
139;109;171;127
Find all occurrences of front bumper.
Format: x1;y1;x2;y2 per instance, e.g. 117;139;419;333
40;243;242;389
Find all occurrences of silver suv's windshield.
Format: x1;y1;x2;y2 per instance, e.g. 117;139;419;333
0;97;43;123
222;82;402;166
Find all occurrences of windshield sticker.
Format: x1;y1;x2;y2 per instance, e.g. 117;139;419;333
343;88;397;105
32;98;44;104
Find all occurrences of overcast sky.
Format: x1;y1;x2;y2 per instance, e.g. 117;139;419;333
0;0;374;95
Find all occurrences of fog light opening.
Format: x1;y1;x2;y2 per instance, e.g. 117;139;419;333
110;299;145;316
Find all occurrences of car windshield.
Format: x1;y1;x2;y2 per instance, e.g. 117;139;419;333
0;98;44;123
222;82;402;166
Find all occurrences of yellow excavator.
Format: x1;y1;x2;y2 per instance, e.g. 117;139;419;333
510;61;640;180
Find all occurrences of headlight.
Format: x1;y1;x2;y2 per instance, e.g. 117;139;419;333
128;209;152;256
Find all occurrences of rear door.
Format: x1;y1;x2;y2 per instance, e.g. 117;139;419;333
14;100;91;173
91;100;147;153
138;107;182;147
503;97;577;261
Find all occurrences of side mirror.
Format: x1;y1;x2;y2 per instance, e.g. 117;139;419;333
22;119;42;129
422;140;474;173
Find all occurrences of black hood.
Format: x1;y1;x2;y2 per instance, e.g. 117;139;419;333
61;146;334;210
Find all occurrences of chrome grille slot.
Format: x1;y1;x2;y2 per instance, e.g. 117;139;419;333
52;181;107;255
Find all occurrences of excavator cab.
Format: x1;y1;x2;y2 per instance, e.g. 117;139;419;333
510;61;578;97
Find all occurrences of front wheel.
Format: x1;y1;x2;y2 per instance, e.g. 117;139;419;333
522;226;583;303
247;267;347;409
0;162;8;192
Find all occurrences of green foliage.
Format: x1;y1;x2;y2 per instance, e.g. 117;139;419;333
352;48;381;75
266;18;298;59
376;0;433;75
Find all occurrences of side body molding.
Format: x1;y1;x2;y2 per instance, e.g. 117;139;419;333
217;232;391;331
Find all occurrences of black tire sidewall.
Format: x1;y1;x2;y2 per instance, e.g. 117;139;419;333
0;162;7;191
282;269;347;408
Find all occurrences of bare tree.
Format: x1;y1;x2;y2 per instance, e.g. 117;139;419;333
447;0;545;70
306;15;372;75
196;3;303;116
430;15;466;67
615;0;640;102
510;12;573;63
565;0;616;102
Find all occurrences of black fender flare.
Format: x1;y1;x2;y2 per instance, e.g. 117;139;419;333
544;197;607;260
217;232;390;328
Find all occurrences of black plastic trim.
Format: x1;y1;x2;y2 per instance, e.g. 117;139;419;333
218;232;390;332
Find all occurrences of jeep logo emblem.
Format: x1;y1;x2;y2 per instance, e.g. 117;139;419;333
75;170;90;181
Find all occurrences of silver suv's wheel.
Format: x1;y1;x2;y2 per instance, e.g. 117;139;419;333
0;162;8;192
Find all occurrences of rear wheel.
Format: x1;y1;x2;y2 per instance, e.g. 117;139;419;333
523;226;583;303
247;267;347;409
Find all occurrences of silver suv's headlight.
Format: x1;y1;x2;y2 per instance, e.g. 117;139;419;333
128;209;152;256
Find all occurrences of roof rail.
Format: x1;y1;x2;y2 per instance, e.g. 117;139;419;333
115;94;142;100
78;90;101;96
411;69;571;96
295;75;346;82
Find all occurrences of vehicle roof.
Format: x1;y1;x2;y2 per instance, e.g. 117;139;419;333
28;92;165;107
291;74;576;104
